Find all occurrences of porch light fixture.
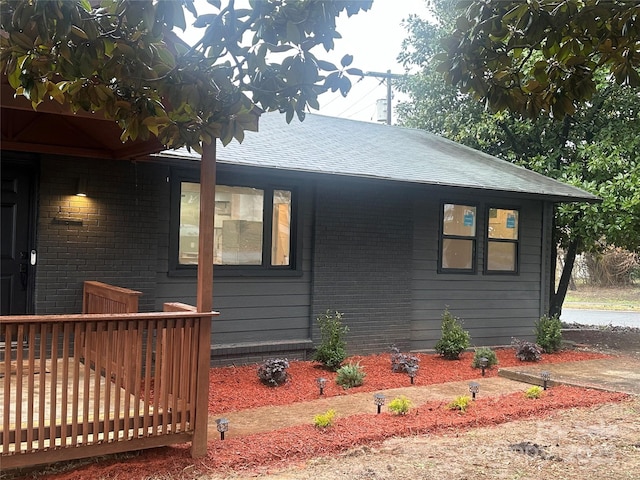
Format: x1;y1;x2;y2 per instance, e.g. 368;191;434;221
407;366;418;385
316;377;327;395
541;371;551;390
76;177;87;197
479;357;489;376
216;418;229;440
373;393;386;414
469;381;480;400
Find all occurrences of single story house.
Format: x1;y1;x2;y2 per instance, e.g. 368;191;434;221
2;111;597;365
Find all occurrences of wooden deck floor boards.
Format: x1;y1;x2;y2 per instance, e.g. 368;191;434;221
0;357;151;453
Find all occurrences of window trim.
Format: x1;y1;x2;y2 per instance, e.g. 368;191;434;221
169;168;302;277
484;206;520;275
438;202;478;274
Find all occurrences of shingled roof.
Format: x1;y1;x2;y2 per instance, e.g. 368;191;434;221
160;113;597;203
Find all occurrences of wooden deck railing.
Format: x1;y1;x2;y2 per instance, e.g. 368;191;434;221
83;281;142;314
0;309;215;469
81;281;142;393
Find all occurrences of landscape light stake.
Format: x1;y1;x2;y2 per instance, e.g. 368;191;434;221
541;371;551;390
374;393;386;414
316;377;327;395
216;418;229;440
479;357;489;376
407;366;418;385
469;381;480;400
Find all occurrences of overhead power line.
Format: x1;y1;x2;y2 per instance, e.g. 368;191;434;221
336;81;387;118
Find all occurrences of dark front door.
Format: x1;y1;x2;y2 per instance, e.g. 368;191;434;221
1;161;36;315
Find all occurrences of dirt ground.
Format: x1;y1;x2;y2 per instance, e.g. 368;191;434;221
198;397;640;480
562;326;640;359
211;399;640;480
200;328;640;480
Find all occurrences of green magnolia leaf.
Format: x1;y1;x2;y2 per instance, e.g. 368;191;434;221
172;0;188;31
307;96;320;110
286;21;300;44
233;123;245;143
193;13;217;28
156;45;176;68
267;44;294;53
285;107;294;123
340;54;353;68
316;59;337;71
338;75;351;97
141;3;155;32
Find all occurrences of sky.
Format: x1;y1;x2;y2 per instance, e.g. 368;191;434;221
314;1;432;124
182;1;432;125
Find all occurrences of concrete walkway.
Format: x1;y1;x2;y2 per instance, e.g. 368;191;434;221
498;356;640;395
208;355;640;440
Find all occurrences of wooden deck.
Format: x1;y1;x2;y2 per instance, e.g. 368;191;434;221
1;283;216;469
1;357;152;452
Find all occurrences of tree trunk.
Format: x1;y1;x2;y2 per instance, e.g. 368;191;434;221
549;239;579;317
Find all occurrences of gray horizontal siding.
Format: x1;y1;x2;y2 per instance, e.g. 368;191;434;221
411;193;544;350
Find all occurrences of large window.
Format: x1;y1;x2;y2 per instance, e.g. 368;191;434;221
175;179;295;272
440;203;477;272
486;207;519;273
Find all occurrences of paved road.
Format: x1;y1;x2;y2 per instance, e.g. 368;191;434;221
561;308;640;328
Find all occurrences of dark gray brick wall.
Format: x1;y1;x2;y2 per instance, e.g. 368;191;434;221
311;179;413;355
35;155;163;313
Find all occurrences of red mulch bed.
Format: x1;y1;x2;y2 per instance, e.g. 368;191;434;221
208;348;609;413
28;349;624;480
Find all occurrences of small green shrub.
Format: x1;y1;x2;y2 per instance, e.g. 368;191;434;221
524;386;544;399
535;314;563;353
388;396;413;415
512;338;543;362
471;347;499;369
390;345;420;373
256;358;290;387
335;362;365;389
313;310;349;370
313;409;336;428
434;308;471;360
447;395;472;413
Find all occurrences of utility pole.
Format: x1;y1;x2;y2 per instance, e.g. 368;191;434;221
363;69;405;125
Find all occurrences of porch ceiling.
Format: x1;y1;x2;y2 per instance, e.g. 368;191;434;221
1;80;165;160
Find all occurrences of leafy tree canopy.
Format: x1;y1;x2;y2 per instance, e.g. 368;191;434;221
0;0;371;150
436;0;640;119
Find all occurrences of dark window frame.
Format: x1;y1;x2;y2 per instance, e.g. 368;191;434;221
169;168;302;277
484;206;521;275
438;201;478;274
